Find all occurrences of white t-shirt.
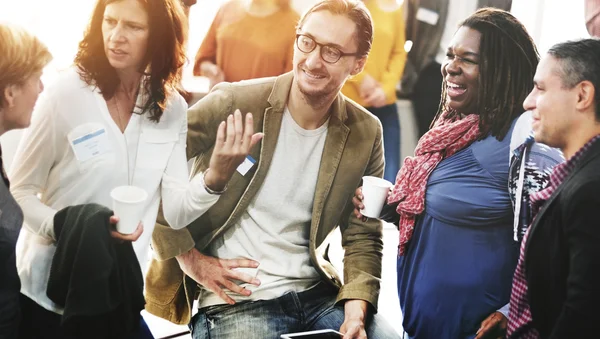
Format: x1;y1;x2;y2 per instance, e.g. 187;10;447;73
10;68;220;313
200;107;327;308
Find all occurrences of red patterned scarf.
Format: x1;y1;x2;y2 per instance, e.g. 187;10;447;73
388;111;481;255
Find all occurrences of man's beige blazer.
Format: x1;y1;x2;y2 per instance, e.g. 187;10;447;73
145;72;386;324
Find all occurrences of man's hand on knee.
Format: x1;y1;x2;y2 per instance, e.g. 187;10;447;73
175;248;261;305
340;299;368;339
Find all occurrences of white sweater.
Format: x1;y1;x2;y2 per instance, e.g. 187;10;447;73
10;68;219;313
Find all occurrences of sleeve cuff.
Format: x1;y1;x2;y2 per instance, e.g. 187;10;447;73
151;222;196;261
497;303;510;318
335;285;380;312
41;213;57;241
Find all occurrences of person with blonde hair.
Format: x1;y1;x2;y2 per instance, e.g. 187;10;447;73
0;22;52;339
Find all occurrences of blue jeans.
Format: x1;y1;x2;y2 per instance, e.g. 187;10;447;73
190;282;399;339
367;104;401;183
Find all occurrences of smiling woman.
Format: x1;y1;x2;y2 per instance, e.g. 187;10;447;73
352;8;545;339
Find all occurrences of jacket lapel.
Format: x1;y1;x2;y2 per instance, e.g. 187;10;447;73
310;95;350;244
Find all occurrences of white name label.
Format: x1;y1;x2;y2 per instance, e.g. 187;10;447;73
236;155;256;176
69;128;110;162
416;7;439;26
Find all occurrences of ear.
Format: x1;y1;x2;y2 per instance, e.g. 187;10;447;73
350;56;367;76
3;85;18;108
575;80;596;115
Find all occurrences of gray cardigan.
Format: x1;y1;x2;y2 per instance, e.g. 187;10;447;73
0;153;24;339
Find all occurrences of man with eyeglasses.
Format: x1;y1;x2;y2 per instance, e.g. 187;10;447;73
145;1;399;338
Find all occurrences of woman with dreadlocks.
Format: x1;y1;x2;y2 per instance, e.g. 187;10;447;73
352;8;554;339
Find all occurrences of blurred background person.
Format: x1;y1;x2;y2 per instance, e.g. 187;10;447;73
0;23;51;339
585;0;600;37
354;8;540;338
181;0;197;17
401;0;512;137
193;0;299;89
342;0;406;183
10;0;259;338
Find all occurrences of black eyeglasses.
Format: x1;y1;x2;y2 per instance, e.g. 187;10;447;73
295;34;360;64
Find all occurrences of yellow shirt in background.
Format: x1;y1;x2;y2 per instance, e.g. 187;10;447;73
193;0;299;83
342;1;407;107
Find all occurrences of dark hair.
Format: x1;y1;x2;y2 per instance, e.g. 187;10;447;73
548;38;600;120
297;0;373;58
75;0;187;122
436;8;539;140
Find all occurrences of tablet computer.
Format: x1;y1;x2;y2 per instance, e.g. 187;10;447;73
280;329;343;338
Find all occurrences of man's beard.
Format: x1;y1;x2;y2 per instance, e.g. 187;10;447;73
297;79;335;109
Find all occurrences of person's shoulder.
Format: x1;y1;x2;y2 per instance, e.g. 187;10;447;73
219;0;245;16
342;95;384;134
217;76;278;101
46;67;92;98
343;95;380;122
155;89;191;131
576;143;600;180
190;76;278;116
163;89;188;119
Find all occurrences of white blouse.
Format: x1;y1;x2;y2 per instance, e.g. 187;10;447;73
10;68;219;313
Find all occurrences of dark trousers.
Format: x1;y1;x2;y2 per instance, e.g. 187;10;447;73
412;62;443;138
367;103;401;183
0;293;20;339
18;294;154;339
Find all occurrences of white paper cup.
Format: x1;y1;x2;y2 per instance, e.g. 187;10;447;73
110;185;148;234
360;176;394;218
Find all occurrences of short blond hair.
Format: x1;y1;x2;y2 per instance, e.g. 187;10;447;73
0;23;52;108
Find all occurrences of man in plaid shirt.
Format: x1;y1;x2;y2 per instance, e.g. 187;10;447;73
507;38;600;338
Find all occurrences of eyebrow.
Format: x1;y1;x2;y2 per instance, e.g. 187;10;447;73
446;48;480;58
300;32;345;51
104;14;146;27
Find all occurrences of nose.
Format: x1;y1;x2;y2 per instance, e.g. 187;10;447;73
304;46;323;70
38;79;44;93
444;57;460;76
523;89;536;111
109;23;126;43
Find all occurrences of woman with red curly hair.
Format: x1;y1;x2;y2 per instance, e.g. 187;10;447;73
11;0;260;338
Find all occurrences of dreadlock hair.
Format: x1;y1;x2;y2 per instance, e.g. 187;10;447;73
434;8;539;140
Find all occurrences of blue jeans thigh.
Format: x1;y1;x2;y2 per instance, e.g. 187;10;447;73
190;299;299;339
302;284;401;338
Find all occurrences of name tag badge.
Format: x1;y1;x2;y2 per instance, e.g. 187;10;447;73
236;155;256;176
416;7;439;26
69;128;110;162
